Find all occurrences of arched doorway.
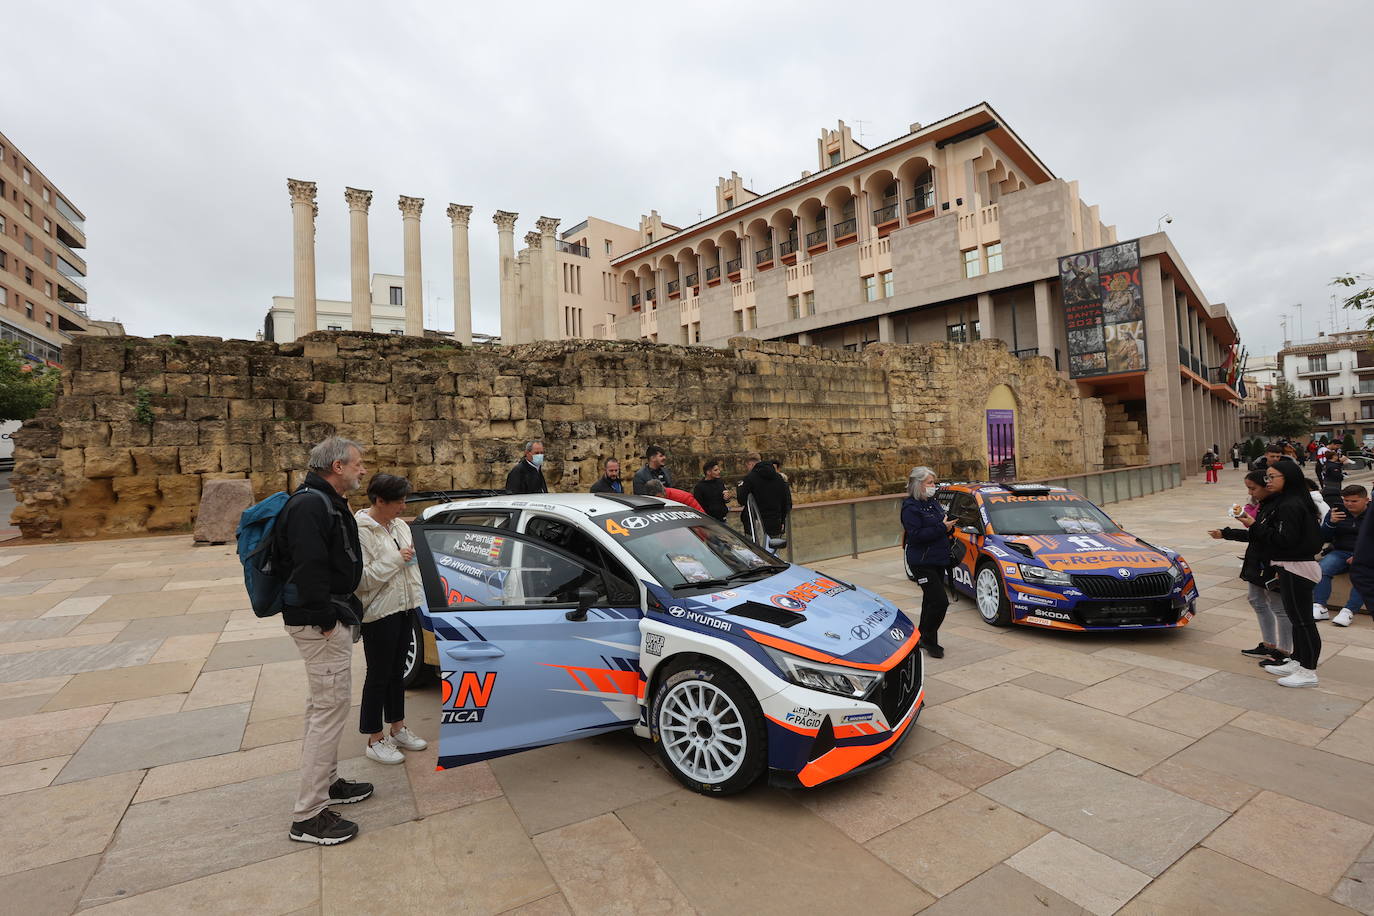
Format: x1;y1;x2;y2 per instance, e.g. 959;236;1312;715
986;385;1018;482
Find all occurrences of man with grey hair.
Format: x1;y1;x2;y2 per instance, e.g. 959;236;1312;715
505;439;548;494
280;436;370;846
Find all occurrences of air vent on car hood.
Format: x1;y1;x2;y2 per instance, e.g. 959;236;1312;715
727;601;805;628
1005;542;1035;558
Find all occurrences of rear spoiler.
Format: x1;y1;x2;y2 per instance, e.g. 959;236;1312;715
404;489;507;504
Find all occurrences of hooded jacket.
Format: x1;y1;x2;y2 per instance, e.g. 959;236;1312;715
738;461;791;536
354;509;424;623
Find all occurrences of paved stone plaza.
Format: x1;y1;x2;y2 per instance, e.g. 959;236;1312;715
2;467;1374;914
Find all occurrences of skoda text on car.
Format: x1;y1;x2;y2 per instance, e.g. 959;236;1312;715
936;482;1199;630
407;493;924;795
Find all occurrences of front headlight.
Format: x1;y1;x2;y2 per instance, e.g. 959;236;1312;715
1167;561;1186;584
1018;564;1072;586
761;646;883;699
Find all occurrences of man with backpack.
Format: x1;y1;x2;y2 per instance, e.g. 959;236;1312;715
278;437;370;846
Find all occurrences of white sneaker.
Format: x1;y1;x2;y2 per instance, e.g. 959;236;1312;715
1278;668;1319;688
1334;609;1355;627
365;736;404;765
1313;604;1330;621
389;726;427;751
1267;659;1302;676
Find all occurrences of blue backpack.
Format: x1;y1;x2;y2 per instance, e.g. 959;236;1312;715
236;489;342;618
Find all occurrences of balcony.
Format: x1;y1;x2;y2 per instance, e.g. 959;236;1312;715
805;227;828;248
725;258;742;277
645;287;656;303
705;265;721;284
905;185;935;216
1353;362;1374;375
833;217;858;240
778;238;797;257
54;196;85;232
754;247;773;266
667;279;680;298
873;203;899;225
685;272;698;288
1297;362;1341;377
1011;348;1040;359
630;292;641;308
1298;387;1343;400
555;240;589;257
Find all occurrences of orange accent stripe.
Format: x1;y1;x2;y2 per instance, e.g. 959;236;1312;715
834;724;867;739
765;713;820;736
542;664;640;696
1010;583;1062;600
744;628;920;673
1015;617;1085;632
796;689;925;787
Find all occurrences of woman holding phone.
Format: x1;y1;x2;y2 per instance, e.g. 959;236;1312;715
902;466;956;659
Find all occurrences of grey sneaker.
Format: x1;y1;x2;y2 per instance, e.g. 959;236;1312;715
390;726;428;751
290;808;358;846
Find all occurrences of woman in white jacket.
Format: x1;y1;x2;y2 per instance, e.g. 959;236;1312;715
355;474;427;765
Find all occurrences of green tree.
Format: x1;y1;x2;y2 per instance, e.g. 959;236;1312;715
0;344;59;422
1259;380;1314;440
1344;433;1359;452
1335;273;1374;323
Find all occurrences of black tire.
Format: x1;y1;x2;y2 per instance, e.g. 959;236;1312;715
401;610;434;689
650;660;767;796
974;561;1013;627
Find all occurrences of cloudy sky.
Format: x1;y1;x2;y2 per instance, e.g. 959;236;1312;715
8;1;1372;358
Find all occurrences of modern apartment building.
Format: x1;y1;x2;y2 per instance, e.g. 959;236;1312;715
1239;354;1278;437
1277;331;1374;445
264;272;497;343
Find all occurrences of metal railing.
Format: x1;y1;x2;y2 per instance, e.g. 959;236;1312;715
705;265;721;281
555;240;589;257
685;272;698;287
1011;347;1040;359
1298;387;1342;399
833;217;857;238
805;227;827;247
1178;345;1190;366
725;258;742;274
1190;355;1203;376
1297;362;1342;376
873;203;899;224
906;185;935;214
645;287;656;302
666;279;680;295
630;293;641;307
779;238;797;256
755;247;773;265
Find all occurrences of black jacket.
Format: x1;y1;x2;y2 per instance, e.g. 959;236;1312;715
738;462;791;536
1321;507;1365;554
1221;493;1322;563
505;459;547;494
901;496;952;568
1350;503;1374;601
693;478;728;522
278;472;364;628
632;465;672;495
589;476;624;494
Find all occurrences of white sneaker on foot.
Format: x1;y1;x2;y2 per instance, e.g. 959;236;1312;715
389;726;427;751
1313;604;1330;621
1267;659;1302;676
365;736;404;765
1278;668;1319;688
1334;608;1355;627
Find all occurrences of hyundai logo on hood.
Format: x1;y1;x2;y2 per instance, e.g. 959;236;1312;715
851;624;870;640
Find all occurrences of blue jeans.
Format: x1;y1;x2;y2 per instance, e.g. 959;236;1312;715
1314;550;1363;610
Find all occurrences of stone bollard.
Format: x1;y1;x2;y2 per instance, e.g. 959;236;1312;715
193;479;256;545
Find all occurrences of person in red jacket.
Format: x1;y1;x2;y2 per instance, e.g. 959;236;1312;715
644;479;705;513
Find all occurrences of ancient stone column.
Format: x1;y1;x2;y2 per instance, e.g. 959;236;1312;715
345;187;373;333
287;179;317;341
493;210;519;343
446;204;473;344
536;217;561;341
398;196;424;337
522;231;542;343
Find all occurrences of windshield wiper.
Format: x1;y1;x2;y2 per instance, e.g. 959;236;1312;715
670;578;732;591
724;566;786;582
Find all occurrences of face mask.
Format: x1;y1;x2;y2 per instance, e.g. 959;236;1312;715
531;454;544;468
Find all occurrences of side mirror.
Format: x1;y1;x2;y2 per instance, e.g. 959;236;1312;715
564;587;600;622
961;526;981;536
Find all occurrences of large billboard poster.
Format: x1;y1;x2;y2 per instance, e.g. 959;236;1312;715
1059;239;1145;378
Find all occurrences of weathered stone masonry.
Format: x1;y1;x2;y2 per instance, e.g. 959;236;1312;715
11;333;1104;539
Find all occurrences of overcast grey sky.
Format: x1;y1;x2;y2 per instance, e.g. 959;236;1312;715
8;1;1372;358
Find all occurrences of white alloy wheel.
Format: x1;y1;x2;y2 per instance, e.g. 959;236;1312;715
976;566;1003;622
658;679;748;784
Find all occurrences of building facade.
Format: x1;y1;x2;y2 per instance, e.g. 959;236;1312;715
264;273;418;341
1277;332;1374;445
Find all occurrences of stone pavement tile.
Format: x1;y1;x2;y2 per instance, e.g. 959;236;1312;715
1320;716;1374;765
39;595;110;618
797;760;969;843
183;664;260;710
947;684;1191;775
0;672;69;700
115;611;228;643
81;848;320;915
1091;646;1215;682
189;588;252;614
533;813;694;916
248;660;308;724
1231;708;1333;747
1141;759;1259;813
58;701;250;783
935;657;1033;691
913;740;1016;789
623;788;933;914
0;755;69;796
1124;847;1359;915
405;754;503;817
66;619;130;638
83;589;193;621
0;616;82;641
1205;790;1374;895
163;576;243;592
0;632;117;656
9;702;110;737
0;725;94;767
889;721;950;762
918;631;1013;668
0;855;101;916
921;864;1084;915
488;732;678;835
321;798;555;913
83;758;414;905
1128;691;1244;739
506;894;573;915
1336;863;1374;915
1010;672;1084;697
0;693;49;718
99;564;181;582
0;770;143;876
919;676;970;706
1183;669;1363;729
0;638;161;684
104;693;186;723
43;658;202;710
1175;725;1374;823
242;713;303;749
0;580;43;595
996;647;1131;685
134;739;304;803
917;705;1053;766
33;576;94;595
70;576;173;598
0;597;62;620
149;632;219;664
1319;655;1374;690
1067;673;1174;715
865;791;1047;897
202;636;301;672
216;624;287;644
981;750;1227;876
1007;831;1151;916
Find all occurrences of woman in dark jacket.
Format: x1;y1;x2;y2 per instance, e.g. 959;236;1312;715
1211;459;1323;687
901;466;955;658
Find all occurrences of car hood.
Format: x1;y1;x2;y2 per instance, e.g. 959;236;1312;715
646;564;915;668
993;532;1173;574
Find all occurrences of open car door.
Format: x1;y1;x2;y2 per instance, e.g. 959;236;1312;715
412;524;643;770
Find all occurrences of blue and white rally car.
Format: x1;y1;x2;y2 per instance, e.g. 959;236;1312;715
408;493;923;796
937;482;1199;630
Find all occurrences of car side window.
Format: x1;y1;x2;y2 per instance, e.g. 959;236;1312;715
422;528;598;608
427;510;513;528
949;494;980;528
525;516;638;606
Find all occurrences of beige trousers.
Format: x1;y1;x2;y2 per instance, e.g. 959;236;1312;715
287;623;353;820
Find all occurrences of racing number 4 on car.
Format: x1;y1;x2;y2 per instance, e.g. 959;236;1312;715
407;492;925;796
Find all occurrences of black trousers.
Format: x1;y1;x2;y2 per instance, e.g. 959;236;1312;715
911;565;950;647
359;610;411;734
1276;568;1321;670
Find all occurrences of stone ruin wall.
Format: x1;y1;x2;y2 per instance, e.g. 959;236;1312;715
10;333;1105;540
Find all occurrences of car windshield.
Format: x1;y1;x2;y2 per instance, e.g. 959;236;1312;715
598;509;783;590
983;493;1122;535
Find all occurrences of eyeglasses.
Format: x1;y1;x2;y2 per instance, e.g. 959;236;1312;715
1264;474;1282;481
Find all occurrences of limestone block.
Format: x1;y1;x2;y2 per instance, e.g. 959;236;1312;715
158;474;203;507
250;471;289;499
71;371;122;396
109;421;154;447
228;400;273;421
266;420;302;444
192;478;255;543
148;505;196;532
210;375;252;399
275;400;311;421
93;397;137;423
57;397;97;420
113;476;161;502
209;353;251;376
374;403;412;425
164;373;210;397
64;506;115;537
310;403;344;423
488;397;510;421
345;360;393;383
303;340;338;359
251;377;290;400
343;403;376;424
81;343;126;372
148;394;187;419
83;447;135;478
123;373;165;394
272;444;309;470
129;349;166;375
544;404;584;422
289;380;326;403
493;376;523;397
410;465;454;491
186;398;229;421
132;446;181;476
61;420;111;449
163;349;210;373
221;444;251;473
253;355;313;381
152;420;198;446
179;446;222;474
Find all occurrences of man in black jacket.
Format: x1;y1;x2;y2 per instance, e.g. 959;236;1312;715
589;458;624;494
281;437;371;847
1319;485;1369;626
739;456;791;549
693;458;730;522
505;440;548;494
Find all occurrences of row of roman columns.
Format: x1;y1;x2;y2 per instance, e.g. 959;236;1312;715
287;179;475;343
